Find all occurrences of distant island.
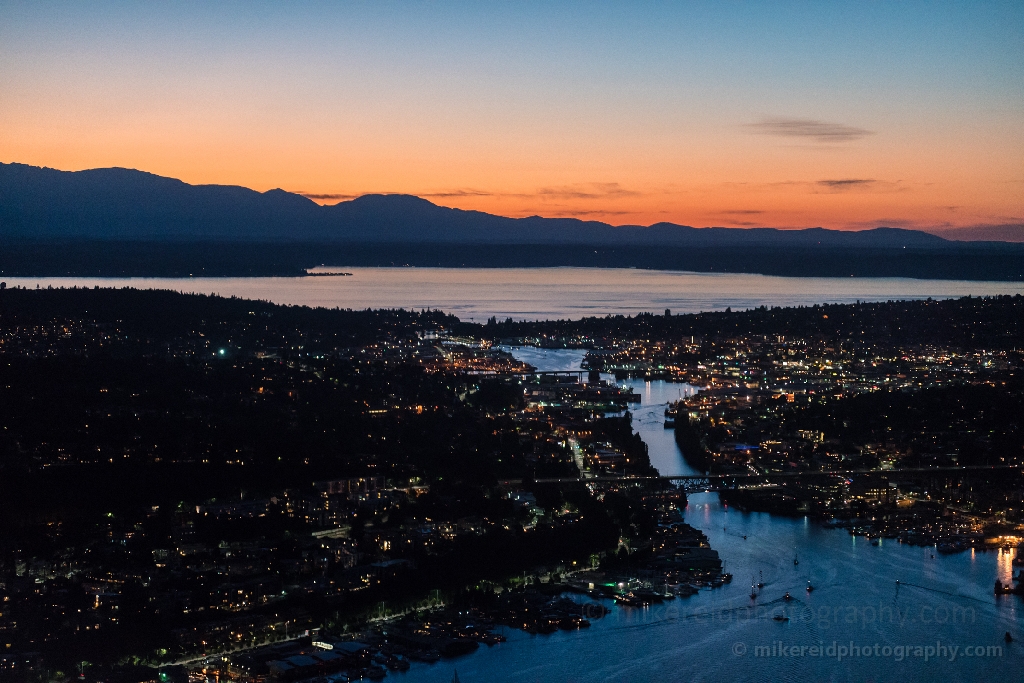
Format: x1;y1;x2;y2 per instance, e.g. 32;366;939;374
1;162;1023;280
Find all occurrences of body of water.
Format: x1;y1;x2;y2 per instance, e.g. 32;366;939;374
503;345;698;476
5;268;1022;321
400;348;1023;682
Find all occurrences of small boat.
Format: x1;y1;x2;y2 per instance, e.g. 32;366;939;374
783;592;793;601
722;573;733;583
742;535;747;540
1006;632;1014;644
615;592;655;607
773;614;789;622
757;571;764;589
793;554;799;566
806;581;815;593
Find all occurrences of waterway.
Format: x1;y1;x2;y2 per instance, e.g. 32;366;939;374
4;268;1021;321
400;348;1023;682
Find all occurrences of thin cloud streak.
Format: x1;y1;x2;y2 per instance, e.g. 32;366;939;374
534;209;638;217
294;183;647;204
816;179;877;191
746;117;874;143
419;189;496;198
721;179;903;194
293;191;360;200
535;183;642;200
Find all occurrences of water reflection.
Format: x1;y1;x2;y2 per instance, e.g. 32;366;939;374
617;378;698;477
6;268;1022;321
407;491;1023;681
399;348;1024;682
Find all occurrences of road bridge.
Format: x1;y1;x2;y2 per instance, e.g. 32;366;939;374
498;465;1022;494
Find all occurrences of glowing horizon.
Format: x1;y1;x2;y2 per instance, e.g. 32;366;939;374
1;2;1021;234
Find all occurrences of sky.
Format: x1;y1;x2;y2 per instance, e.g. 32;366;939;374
1;1;1022;234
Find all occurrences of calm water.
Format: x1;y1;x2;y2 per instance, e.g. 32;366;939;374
398;349;1023;682
503;346;697;476
6;268;1022;321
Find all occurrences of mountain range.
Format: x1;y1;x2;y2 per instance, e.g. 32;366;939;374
0;162;998;248
1;162;1022;280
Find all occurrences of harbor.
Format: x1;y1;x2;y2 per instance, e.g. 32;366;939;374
386;349;1023;682
153;349;1024;682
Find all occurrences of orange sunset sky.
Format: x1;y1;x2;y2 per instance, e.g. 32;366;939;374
1;2;1021;235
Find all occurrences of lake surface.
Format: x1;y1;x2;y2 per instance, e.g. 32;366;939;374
398;348;1023;682
6;268;1022;321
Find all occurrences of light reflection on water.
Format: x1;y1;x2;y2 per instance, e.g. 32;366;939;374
5;267;1021;321
396;349;1024;682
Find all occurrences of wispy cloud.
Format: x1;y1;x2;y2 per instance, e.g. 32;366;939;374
746;117;874;143
419;189;496;198
535;209;638;217
294;182;647;204
814;178;908;194
816;179;876;190
714;209;765;226
417;182;646;201
293;191;360;200
721;178;903;195
535;183;642;200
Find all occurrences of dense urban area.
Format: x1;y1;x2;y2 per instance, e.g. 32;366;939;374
0;286;1022;682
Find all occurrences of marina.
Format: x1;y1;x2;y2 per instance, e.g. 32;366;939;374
386;349;1023;682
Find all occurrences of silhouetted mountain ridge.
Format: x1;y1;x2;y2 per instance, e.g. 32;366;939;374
0;162;983;248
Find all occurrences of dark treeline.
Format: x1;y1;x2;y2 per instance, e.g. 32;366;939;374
794;383;1024;469
472;295;1024;349
0;285;458;350
0;355;464;531
2;239;1023;280
4;286;1023;351
3;285;1022;351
